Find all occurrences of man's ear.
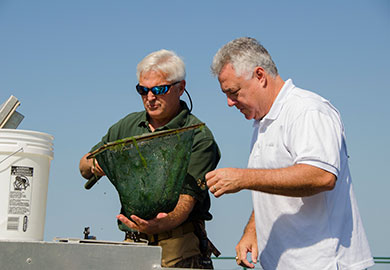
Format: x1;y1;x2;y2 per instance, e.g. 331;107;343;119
254;67;267;87
179;80;186;95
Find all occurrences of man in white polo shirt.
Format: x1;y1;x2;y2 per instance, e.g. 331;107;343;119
206;37;374;270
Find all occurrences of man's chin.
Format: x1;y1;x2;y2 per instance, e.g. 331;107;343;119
241;111;254;120
147;109;163;118
146;106;160;113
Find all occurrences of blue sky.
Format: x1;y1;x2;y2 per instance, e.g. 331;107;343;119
1;1;389;269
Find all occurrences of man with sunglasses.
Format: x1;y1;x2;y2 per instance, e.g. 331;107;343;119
79;49;220;269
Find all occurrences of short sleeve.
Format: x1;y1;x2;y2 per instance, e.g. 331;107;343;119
181;135;221;201
286;109;343;177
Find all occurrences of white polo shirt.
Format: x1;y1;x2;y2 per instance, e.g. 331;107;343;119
249;79;374;270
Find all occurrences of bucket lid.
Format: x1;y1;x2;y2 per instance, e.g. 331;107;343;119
0;129;54;158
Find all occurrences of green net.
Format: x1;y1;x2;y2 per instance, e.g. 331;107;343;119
87;123;204;223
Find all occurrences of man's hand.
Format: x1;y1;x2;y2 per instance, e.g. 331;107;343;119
235;211;258;269
91;158;105;176
235;231;258;268
117;213;168;235
79;153;105;179
205;168;244;197
116;194;196;235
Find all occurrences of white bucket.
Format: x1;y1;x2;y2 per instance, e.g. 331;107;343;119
0;129;54;241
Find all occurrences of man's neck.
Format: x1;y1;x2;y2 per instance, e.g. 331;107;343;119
148;119;167;132
269;75;285;105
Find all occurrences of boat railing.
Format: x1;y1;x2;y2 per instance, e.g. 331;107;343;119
211;256;390;269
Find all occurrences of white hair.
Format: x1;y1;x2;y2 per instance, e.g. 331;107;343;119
136;49;186;82
211;37;278;79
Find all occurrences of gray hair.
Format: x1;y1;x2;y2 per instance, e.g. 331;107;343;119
136;49;186;82
211;37;278;79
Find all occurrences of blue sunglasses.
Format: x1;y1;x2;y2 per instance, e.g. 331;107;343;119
136;81;181;96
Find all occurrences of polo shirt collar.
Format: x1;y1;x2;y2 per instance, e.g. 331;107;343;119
254;79;295;128
137;101;190;131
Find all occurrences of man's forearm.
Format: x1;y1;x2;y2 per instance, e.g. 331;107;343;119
241;164;336;197
244;210;256;236
158;194;196;232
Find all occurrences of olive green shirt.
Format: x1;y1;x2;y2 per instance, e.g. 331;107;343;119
91;101;220;222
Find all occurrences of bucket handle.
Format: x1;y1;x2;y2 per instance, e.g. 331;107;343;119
0;143;26;165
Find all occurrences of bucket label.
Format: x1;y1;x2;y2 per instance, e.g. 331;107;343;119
7;166;34;231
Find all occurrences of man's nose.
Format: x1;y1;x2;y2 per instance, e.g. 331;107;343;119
227;96;236;107
146;91;156;100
